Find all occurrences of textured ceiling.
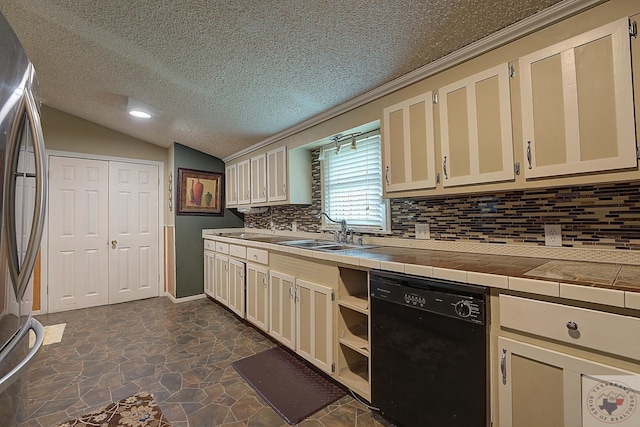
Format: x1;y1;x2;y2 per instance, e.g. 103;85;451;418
1;0;562;159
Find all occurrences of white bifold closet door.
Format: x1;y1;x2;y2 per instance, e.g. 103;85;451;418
48;156;159;313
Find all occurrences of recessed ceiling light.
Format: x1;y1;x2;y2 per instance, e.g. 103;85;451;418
126;96;160;119
128;110;151;119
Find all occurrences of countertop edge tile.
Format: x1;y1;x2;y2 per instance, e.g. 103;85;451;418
625;292;640;310
509;277;560;297
467;271;509;289
560;283;625;308
404;264;434;278
359;258;381;269
433;267;467;283
380;261;405;273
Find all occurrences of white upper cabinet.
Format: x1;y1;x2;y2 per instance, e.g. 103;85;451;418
225;163;237;207
519;18;636;179
439;63;515;187
236;159;251;205
383;92;437;193
267;146;287;202
250;154;267;204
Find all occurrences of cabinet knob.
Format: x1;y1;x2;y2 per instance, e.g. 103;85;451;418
566;321;578;331
111;240;117;249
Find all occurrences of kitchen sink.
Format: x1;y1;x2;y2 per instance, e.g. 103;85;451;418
279;239;376;252
278;239;336;248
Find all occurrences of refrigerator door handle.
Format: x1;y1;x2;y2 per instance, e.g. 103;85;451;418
0;318;45;395
4;66;47;302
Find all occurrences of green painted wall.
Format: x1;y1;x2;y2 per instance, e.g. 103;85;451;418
174;143;243;298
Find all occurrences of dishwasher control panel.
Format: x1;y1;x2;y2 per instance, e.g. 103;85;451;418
370;271;486;324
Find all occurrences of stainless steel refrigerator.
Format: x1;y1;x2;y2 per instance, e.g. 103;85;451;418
0;11;47;427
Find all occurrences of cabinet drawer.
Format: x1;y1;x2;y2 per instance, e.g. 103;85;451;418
500;294;640;361
229;244;246;259
215;242;229;254
204;240;216;251
247;248;268;265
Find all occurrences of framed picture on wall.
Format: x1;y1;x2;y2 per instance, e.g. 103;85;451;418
176;168;224;215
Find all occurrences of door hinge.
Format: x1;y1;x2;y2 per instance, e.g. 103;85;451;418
630;20;638;38
331;363;335;373
432;93;438;104
509;64;516;78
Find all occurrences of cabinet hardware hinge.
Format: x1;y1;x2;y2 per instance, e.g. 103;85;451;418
514;162;520;175
637;147;640;159
331;291;335;301
432;93;438;104
331;363;335;373
508;65;516;78
630;20;638;38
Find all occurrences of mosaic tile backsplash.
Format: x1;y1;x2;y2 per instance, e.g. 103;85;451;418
243;150;640;250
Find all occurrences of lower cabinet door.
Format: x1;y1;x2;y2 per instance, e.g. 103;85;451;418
246;263;269;332
214;254;229;307
295;279;334;374
269;271;296;350
498;337;640;427
203;251;215;298
228;259;245;318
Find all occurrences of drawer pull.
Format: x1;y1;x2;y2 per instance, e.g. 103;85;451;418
566;321;578;331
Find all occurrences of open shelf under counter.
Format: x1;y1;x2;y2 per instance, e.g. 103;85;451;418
339;325;369;357
339;364;369;398
337;294;369;313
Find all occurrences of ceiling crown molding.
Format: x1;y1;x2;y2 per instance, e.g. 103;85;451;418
224;0;606;162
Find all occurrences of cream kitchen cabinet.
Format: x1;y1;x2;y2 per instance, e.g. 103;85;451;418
438;62;515;187
203;244;215;298
266;146;287;202
497;294;640;427
228;258;245;318
269;270;296;350
296;279;334;375
519;18;636;179
225;163;237;207
236;159;251;205
498;337;640;427
246;262;269;332
382;92;437;193
250;154;267;204
214;253;229;307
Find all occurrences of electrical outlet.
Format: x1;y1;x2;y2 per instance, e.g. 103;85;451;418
544;224;562;247
415;223;430;240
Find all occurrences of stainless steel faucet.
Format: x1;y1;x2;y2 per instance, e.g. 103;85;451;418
315;212;352;243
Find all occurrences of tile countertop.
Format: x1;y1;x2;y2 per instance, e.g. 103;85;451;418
203;231;640;310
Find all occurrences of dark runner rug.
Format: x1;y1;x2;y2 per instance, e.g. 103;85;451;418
232;346;346;424
56;392;170;427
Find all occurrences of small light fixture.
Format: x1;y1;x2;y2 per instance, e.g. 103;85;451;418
332;135;341;154
350;134;357;150
128;110;151;119
126;96;158;119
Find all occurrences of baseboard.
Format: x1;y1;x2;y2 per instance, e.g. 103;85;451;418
165;292;207;303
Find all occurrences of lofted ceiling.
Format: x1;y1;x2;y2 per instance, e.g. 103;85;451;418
0;0;564;160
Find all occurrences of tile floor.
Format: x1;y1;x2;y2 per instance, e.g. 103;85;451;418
26;297;393;426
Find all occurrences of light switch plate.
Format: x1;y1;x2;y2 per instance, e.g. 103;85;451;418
415;223;430;240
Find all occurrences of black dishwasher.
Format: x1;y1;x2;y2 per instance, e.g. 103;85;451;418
370;270;489;427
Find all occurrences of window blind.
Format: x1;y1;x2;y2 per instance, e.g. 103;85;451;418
322;134;387;231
